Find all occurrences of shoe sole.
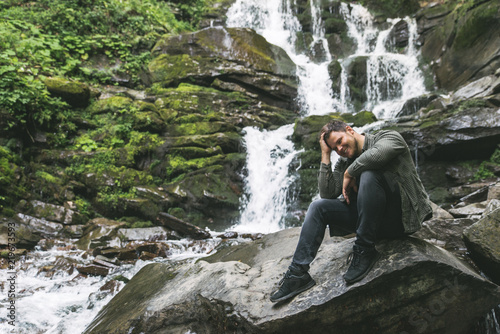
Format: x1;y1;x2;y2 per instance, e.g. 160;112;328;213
270;279;316;303
344;252;381;285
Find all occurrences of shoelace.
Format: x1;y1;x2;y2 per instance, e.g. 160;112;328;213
346;249;362;267
278;271;292;286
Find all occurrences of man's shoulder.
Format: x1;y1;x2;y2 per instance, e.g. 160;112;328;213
370;129;404;142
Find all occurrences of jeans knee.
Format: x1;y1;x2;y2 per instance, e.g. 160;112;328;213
308;198;331;214
359;170;381;184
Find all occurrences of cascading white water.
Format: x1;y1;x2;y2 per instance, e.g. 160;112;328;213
340;3;427;118
228;0;428;234
227;0;339;116
233;125;303;233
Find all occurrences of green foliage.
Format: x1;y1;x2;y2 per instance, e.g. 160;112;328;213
453;4;499;50
451;98;487;114
0;20;71;134
130;220;154;228
0;0;199;133
473;148;500;181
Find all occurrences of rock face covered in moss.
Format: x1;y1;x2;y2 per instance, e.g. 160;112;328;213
149;27;298;110
18;24;299;233
417;0;500;91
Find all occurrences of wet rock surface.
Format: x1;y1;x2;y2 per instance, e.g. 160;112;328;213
83;229;500;334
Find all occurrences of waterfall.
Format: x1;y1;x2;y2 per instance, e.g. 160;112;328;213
227;0;339;116
233;125;303;233
340;3;427;118
227;0;428;233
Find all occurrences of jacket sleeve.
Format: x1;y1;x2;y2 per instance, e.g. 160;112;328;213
347;131;407;178
318;158;348;199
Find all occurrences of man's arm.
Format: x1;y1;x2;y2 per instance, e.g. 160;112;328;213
318;133;347;199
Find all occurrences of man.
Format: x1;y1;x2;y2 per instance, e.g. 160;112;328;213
270;120;432;303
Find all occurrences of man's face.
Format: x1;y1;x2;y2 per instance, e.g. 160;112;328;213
325;126;361;159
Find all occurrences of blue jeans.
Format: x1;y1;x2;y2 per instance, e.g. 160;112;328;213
290;170;404;273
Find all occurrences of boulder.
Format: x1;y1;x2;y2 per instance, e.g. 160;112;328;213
44;77;91;108
15;213;64;238
76;218;127;250
463;207;500;284
28;200;84;225
0;217;41;249
398;107;500;162
413;217;476;254
449;201;488;218
83;228;500;334
117;226;169;242
149;27;298;110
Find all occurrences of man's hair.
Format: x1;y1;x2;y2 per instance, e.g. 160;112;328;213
320;120;348;148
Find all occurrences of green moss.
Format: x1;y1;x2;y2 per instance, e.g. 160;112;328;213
168;207;187;220
343;111;377;127
148;54;203;85
130;220;154;228
112;275;130;283
158;108;179;122
35;170;62;185
453;5;499;50
169;146;223;159
473;148;500;181
165;154;225;178
166;121;235;136
88;96;133;114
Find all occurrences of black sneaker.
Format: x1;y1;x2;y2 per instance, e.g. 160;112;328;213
270;270;316;303
343;245;380;284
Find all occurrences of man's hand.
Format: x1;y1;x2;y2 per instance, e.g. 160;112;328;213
342;170;357;205
320;132;332;165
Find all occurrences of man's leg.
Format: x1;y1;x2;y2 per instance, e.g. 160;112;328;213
270;198;357;302
344;170;403;284
291;198;358;271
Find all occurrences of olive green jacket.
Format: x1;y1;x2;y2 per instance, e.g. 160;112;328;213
318;130;432;234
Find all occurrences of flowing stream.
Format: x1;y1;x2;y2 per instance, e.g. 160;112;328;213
3;1;496;333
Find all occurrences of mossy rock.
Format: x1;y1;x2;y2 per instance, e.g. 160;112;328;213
132;111;165;133
164;165;243;230
328;60;343;95
88;96;134;114
151;27;296;77
360;0;420;19
158;108;179;123
76;218;127;250
342;111;378;127
430;1;500;90
167;132;241;154
292;114;344;149
346;56;369;109
165;122;237;137
79;165;153;191
169;146;223;160
165;154;227;179
324;17;348;35
44;77;91;108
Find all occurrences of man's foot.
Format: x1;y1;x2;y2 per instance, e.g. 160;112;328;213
270;270;316;303
343;245;380;284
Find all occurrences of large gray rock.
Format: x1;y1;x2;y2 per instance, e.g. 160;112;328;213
84;228;500;334
399;107;500;162
463;207;500;284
